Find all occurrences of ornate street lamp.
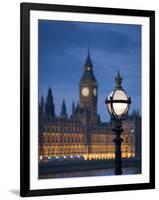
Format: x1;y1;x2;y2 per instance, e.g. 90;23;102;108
105;71;131;175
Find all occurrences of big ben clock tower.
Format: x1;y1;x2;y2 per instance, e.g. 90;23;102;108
79;50;98;125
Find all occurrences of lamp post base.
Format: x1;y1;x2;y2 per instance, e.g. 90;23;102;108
112;120;123;175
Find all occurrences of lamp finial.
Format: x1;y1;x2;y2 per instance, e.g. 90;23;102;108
115;70;122;89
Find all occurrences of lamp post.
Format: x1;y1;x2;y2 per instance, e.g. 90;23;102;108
105;71;131;175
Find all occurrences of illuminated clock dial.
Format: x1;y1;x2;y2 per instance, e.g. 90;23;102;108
82;87;89;96
93;88;97;96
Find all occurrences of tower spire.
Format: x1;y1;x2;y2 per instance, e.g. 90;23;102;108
60;99;68;119
80;49;96;82
84;48;93;70
45;87;55;120
39;95;44;115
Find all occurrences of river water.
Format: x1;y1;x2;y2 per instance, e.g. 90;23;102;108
40;167;140;179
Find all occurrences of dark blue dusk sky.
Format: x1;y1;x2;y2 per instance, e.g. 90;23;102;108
39;20;141;122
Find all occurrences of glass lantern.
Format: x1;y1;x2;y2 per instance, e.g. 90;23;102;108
105;71;131;120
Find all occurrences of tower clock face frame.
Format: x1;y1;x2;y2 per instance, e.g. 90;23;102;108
82;87;89;97
93;88;97;96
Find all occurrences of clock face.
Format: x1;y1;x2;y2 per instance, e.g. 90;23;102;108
82;87;89;97
93;88;97;96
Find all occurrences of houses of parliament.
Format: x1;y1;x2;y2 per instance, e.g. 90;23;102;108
39;51;141;161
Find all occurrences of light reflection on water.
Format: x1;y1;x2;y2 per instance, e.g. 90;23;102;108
40;167;140;179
